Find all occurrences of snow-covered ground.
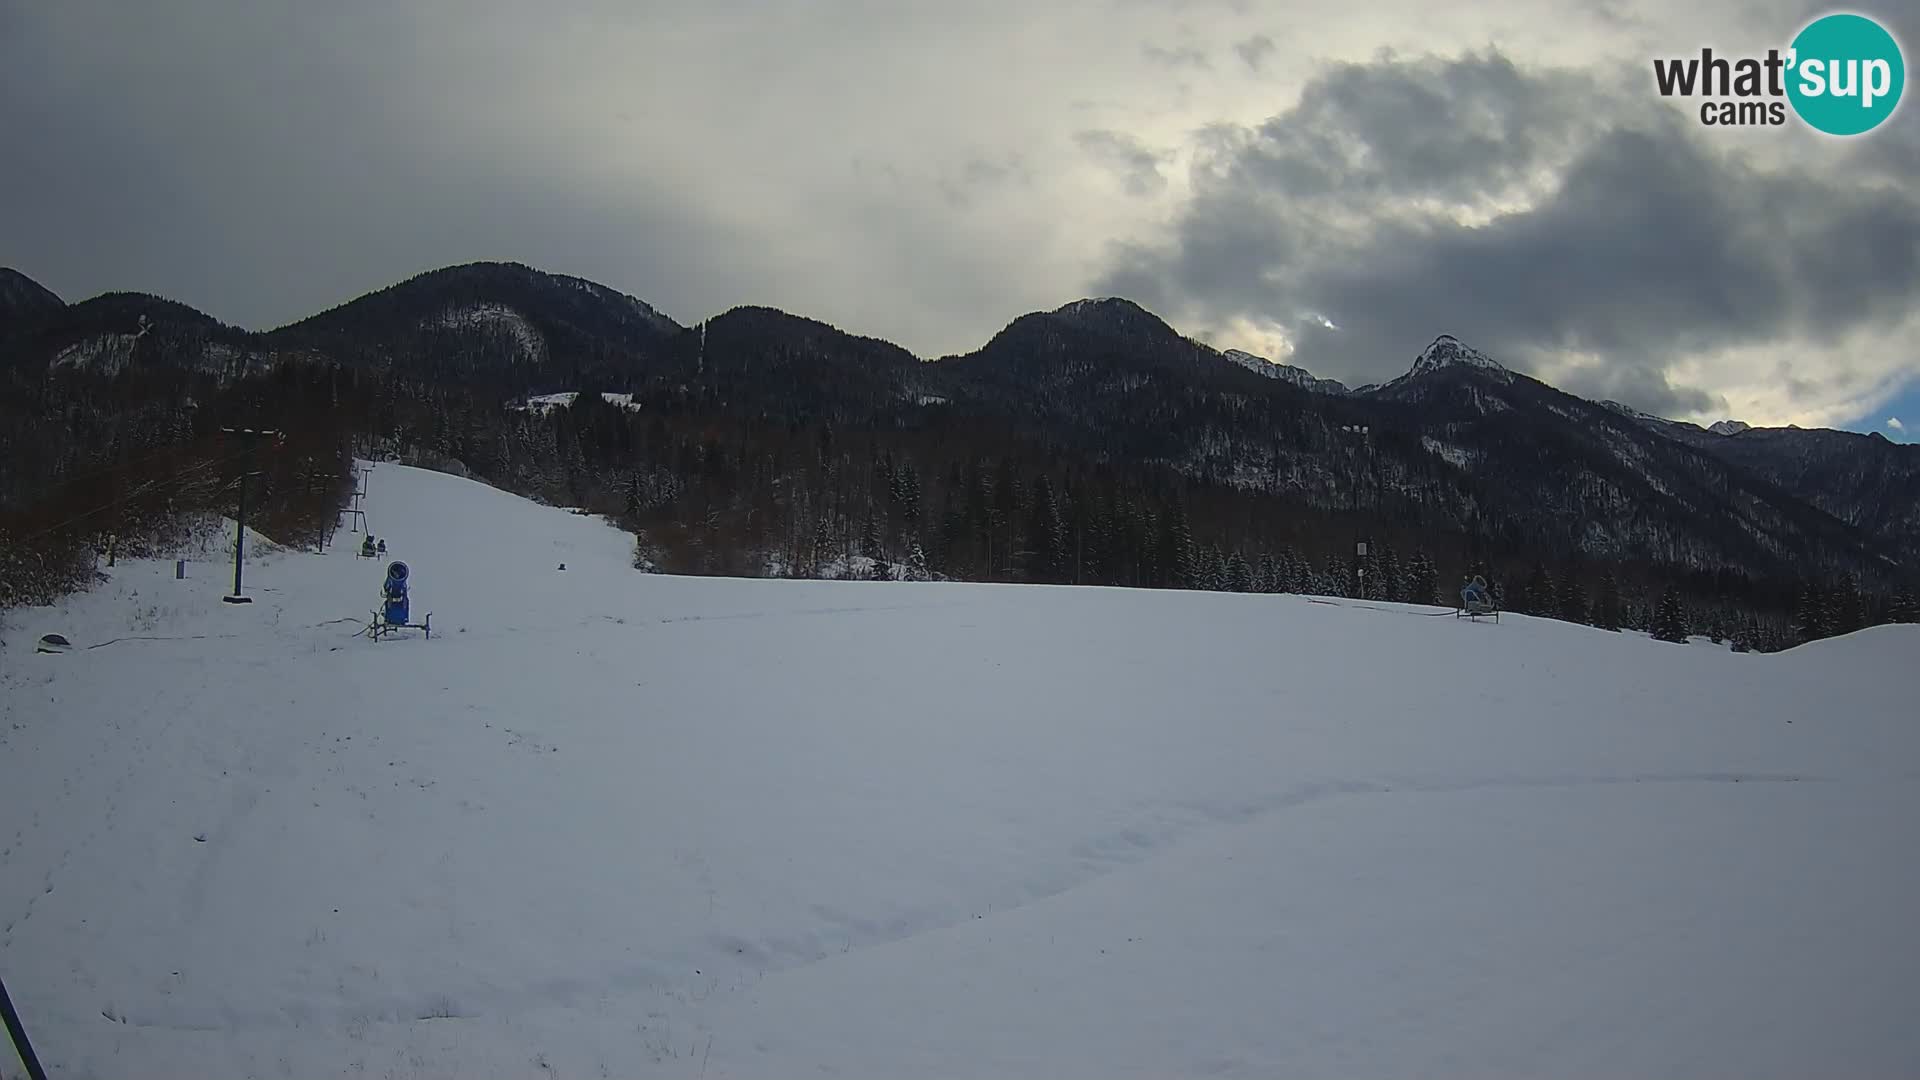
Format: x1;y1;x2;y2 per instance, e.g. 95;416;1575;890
1;463;1915;1080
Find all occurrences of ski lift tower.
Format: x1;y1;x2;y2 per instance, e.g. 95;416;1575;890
218;426;285;604
339;463;369;537
1337;423;1374;598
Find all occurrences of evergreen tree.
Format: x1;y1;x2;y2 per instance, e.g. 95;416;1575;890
1023;476;1066;583
1325;553;1353;598
1592;571;1622;631
907;539;930;582
1257;552;1280;593
893;462;922;524
1279;548;1306;594
1226;550;1253;593
1377;543;1404;603
1558;571;1590;625
1891;583;1918;624
1163;506;1197;589
1794;581;1830;642
1832;573;1863;635
1519;563;1556;617
1406;551;1439;606
1201;545;1227;591
1651;585;1689;643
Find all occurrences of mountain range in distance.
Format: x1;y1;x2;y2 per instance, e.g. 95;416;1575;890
3;261;1914;590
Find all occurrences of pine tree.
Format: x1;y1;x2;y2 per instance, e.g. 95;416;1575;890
1832;573;1863;635
1794;581;1830;642
1651;585;1688;643
1406;552;1439;606
1201;546;1227;591
1257;552;1280;594
1891;583;1918;624
1280;548;1306;594
1593;570;1623;632
895;463;922;524
1520;563;1555;617
1226;550;1253;593
907;539;930;582
1739;618;1762;652
1163;507;1196;589
1023;477;1066;583
1558;571;1590;625
1325;554;1352;598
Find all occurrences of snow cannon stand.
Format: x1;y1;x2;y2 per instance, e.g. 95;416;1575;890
1456;603;1500;623
1455;576;1500;622
363;560;433;641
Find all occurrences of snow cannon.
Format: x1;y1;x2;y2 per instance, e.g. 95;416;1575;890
382;560;411;625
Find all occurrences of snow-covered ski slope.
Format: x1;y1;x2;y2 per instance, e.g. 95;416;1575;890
2;463;1916;1080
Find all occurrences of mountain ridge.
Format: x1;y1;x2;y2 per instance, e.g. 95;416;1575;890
0;258;1901;444
4;260;1913;589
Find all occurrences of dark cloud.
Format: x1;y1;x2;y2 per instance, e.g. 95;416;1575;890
1096;47;1920;419
1075;131;1169;196
1234;34;1276;71
1231;52;1608;203
0;2;753;330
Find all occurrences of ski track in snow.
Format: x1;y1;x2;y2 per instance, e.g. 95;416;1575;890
1;462;1915;1079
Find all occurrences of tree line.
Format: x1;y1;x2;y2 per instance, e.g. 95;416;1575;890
4;353;1913;653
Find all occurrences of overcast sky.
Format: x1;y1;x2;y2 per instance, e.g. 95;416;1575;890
3;0;1916;434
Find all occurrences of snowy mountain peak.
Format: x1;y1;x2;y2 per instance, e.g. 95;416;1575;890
1054;297;1144;319
1407;335;1507;378
1040;297;1184;346
1709;420;1751;436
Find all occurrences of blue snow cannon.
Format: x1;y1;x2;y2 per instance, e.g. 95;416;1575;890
382;560;411;625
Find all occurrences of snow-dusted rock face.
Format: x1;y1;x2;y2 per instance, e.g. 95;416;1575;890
51;332;145;375
509;391;644;414
1221;349;1351;395
1709;420;1752;436
1404;335;1511;380
430;303;547;364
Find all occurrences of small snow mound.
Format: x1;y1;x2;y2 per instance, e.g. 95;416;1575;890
1709;420;1751;436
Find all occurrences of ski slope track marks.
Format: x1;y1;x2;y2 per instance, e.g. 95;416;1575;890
1;462;1915;1079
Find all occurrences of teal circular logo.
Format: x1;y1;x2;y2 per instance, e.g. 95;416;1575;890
1787;13;1905;135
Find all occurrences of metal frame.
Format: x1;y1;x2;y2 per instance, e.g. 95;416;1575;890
364;610;432;641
